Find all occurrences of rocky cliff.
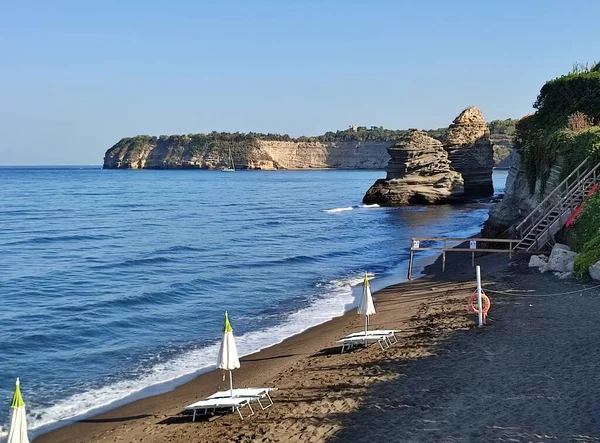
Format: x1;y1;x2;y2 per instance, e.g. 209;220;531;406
483;150;565;236
363;130;464;205
443;107;495;196
363;107;494;205
103;120;513;171
103;135;393;170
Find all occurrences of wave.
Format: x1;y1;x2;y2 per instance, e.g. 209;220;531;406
323;204;380;214
90;256;174;270
2;233;116;247
26;272;369;435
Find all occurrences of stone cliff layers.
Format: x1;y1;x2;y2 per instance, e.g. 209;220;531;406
102;136;392;170
363;106;494;205
363;130;464;204
444;107;495;196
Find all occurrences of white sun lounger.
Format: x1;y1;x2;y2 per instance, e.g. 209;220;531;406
185;397;254;421
344;330;400;345
207;388;278;410
336;331;398;353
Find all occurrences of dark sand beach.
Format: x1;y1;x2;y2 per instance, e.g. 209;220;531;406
34;251;600;442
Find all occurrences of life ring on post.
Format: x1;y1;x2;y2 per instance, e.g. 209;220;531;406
467;292;491;324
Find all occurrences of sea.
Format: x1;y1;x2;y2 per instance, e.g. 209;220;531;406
0;167;507;437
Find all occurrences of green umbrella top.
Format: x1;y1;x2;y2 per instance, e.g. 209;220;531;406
10;378;25;409
223;311;233;333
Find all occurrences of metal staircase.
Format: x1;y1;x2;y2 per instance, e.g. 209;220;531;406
514;157;600;252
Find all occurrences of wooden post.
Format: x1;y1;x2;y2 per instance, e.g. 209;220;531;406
509;241;512;260
472;251;475;267
407;250;414;280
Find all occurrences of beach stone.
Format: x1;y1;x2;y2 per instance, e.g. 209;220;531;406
552;243;572;251
547;246;576;273
589;260;600;281
554;271;573;280
529;255;548;268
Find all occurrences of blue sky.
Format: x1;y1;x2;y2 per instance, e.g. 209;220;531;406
1;0;599;165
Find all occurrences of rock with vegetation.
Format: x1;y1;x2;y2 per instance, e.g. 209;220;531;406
104;120;515;171
363;130;463;205
443;106;495;196
484;62;600;238
102;129;404;170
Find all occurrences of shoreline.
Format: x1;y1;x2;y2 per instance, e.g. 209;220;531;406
32;251;457;443
31;254;437;441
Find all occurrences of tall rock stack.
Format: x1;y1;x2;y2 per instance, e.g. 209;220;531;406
444;107;494;197
363;130;464;205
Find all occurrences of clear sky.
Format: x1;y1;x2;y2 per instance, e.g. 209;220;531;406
1;0;599;165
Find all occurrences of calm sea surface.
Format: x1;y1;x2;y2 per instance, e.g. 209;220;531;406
0;167;507;436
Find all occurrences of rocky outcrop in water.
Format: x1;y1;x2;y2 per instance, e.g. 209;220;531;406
363;107;494;205
363;130;464;205
443;107;494;196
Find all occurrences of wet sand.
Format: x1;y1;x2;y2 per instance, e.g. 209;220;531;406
35;251;600;442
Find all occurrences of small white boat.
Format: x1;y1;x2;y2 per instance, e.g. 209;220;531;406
221;147;235;172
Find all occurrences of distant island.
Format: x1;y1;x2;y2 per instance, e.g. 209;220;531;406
102;118;515;170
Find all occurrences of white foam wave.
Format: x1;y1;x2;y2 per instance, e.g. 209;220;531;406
27;272;370;435
323;204;380;213
324;206;353;213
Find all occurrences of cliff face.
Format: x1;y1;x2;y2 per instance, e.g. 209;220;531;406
443;107;495;196
258;140;391;169
483;151;564;236
363;130;463;205
103;136;392;170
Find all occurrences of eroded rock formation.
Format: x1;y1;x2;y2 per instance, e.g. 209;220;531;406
363;107;494;205
443;107;494;196
363;130;464;205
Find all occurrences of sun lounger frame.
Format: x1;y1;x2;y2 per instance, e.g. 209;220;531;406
336;331;399;353
344;329;400;344
185;398;254;421
206;387;277;410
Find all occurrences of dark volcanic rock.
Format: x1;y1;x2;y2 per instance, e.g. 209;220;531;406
363;130;463;205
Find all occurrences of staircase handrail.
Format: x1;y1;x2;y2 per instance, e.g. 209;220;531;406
515;157;591;237
520;163;600;249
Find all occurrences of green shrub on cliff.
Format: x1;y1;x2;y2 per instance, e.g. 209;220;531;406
572;192;600;279
573;192;600;251
516;66;600;191
573;234;600;279
488;119;517;137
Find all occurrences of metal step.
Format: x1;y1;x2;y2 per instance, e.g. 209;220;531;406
513;158;599;252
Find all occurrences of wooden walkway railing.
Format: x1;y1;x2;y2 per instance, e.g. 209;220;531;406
407;237;517;280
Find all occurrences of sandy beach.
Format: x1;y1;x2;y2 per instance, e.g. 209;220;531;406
34;251;600;442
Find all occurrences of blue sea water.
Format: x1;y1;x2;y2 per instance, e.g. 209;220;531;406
0;167;507;436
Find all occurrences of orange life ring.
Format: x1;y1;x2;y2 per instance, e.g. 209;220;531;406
467;292;491;323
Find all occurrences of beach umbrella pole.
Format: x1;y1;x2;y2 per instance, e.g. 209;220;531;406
229;370;233;398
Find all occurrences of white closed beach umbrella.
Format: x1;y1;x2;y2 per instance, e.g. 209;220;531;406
357;273;376;335
7;378;29;443
216;311;240;397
